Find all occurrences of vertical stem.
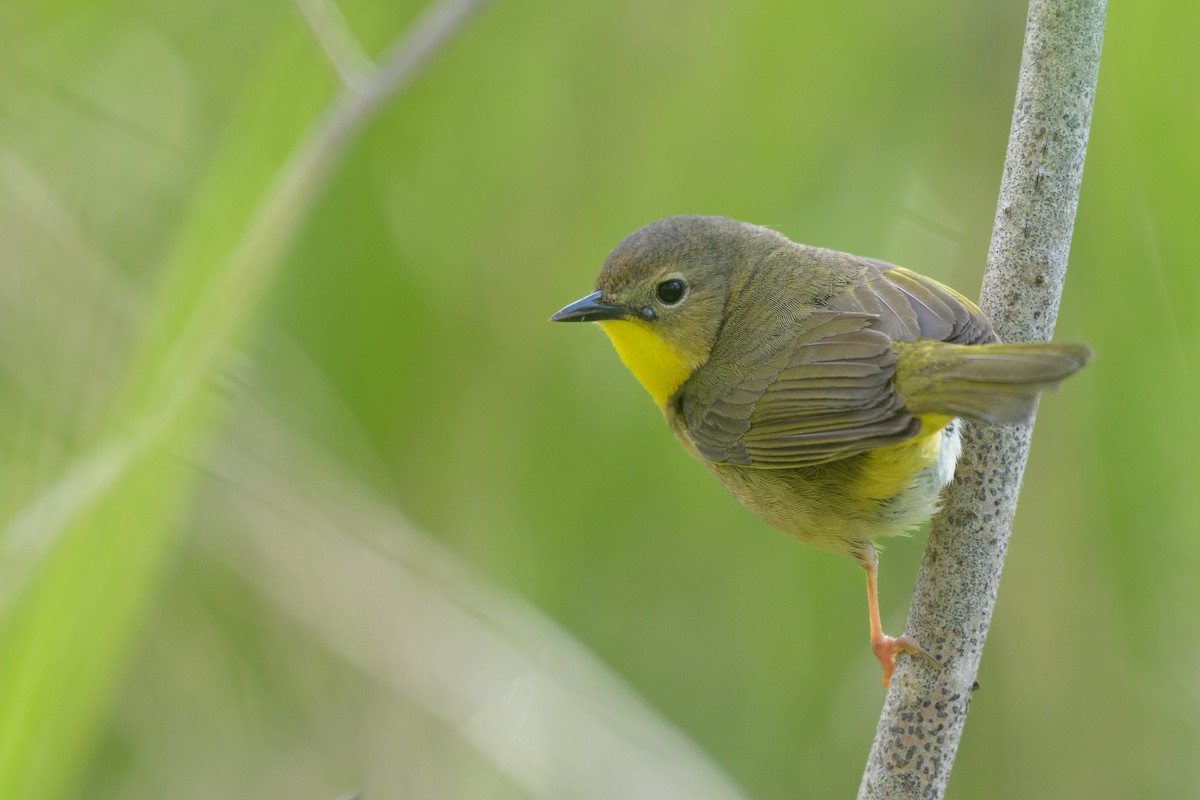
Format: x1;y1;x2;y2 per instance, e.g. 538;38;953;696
857;1;1105;797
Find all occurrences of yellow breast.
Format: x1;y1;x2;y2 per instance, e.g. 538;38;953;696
597;319;700;408
855;413;954;503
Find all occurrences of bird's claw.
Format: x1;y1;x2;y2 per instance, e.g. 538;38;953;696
873;633;943;687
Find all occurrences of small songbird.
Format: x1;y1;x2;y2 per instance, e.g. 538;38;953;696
551;216;1090;686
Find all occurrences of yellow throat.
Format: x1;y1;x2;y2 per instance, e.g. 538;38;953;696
598;319;701;408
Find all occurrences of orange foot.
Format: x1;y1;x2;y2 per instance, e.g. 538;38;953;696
871;633;939;688
862;553;943;687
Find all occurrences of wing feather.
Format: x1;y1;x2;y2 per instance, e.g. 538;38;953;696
682;310;917;467
679;253;996;470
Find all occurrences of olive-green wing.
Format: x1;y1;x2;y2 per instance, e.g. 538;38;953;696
680;310;920;468
680;259;996;469
828;264;998;345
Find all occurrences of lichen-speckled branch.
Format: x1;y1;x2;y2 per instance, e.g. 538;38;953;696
857;1;1106;797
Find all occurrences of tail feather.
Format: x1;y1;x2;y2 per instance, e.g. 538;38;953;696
895;342;1092;424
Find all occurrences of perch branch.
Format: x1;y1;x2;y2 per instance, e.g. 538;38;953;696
857;1;1106;797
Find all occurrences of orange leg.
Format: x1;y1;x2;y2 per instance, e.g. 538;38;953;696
863;555;940;687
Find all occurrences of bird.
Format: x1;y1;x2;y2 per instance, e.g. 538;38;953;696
550;215;1091;687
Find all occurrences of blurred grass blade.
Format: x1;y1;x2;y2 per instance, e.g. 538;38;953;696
0;30;325;797
0;2;491;795
205;404;750;800
294;0;376;88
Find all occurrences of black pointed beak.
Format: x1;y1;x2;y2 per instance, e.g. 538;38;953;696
549;291;631;323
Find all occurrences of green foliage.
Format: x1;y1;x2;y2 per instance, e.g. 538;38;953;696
0;0;1195;798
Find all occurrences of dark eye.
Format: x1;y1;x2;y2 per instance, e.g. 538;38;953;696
656;279;686;305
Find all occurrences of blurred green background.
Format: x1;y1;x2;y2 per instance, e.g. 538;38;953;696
1;0;1196;797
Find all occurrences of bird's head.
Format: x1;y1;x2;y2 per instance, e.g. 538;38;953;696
551;216;786;407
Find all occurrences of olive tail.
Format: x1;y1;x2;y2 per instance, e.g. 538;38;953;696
894;341;1093;425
